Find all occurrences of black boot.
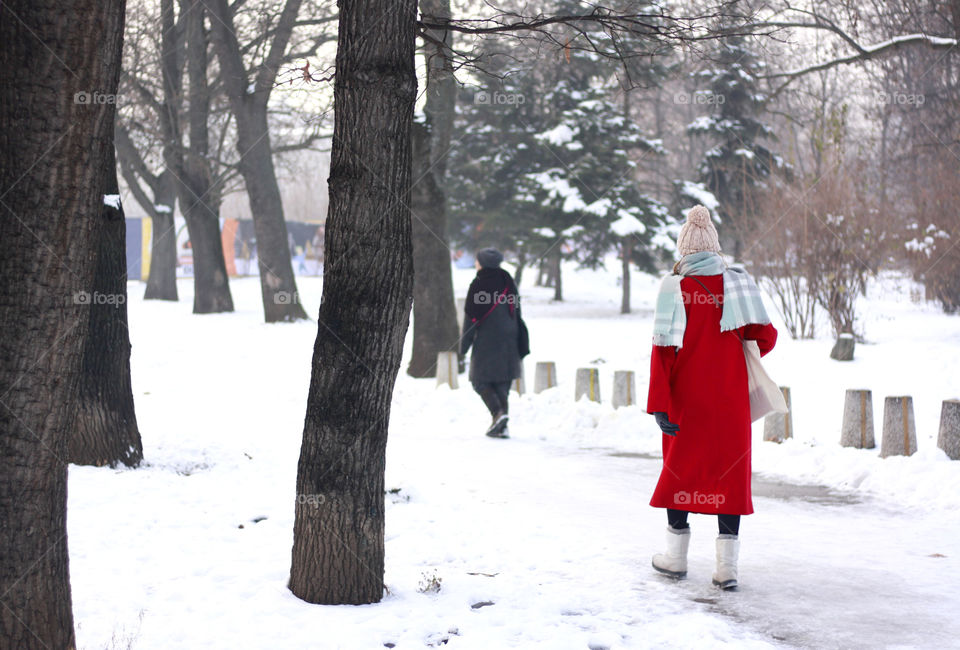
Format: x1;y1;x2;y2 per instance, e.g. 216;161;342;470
478;387;509;438
485;411;509;438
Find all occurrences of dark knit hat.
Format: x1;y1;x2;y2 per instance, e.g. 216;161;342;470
476;247;504;269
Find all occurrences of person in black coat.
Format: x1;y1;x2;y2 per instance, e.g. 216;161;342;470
460;248;523;438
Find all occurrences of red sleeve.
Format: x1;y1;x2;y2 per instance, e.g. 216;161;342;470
740;322;778;357
647;344;676;413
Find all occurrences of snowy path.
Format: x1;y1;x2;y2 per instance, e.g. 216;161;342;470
71;415;959;649
68;276;960;649
389;420;960;649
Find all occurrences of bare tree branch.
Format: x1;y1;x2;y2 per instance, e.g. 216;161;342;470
255;0;304;103
757;25;957;97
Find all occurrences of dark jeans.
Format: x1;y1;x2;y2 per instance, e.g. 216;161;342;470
667;508;740;536
473;380;511;417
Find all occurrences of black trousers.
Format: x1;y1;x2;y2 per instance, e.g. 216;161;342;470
667;508;740;536
473;380;511;417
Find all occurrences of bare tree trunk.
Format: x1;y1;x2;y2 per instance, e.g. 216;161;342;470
514;249;527;287
621;236;632;314
537;258;551;287
552;249;563;301
236;104;308;321
289;0;416;605
142;179;179;301
178;0;233;314
154;0;232;314
69;145;144;467
1;0;125;646
115;125;179;301
208;0;308;322
182;205;234;313
407;0;459;377
951;0;960;41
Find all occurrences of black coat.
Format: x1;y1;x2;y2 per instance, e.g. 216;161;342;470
460;268;522;384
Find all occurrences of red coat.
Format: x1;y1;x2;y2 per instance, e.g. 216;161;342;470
647;274;777;515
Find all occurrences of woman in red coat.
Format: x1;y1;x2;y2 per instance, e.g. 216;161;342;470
647;205;777;591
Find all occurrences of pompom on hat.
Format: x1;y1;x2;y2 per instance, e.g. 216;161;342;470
676;205;721;256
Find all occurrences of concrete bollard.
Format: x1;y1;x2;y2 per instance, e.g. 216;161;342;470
830;333;855;361
612;371;636;409
513;362;526;396
881;396;918;457
534;362;557;394
937;399;960;460
575;368;601;403
436;351;459;390
840;389;875;449
763;387;793;442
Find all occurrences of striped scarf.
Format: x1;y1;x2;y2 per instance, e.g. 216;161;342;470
652;252;771;348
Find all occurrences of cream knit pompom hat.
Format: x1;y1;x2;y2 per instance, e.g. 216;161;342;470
676;205;721;256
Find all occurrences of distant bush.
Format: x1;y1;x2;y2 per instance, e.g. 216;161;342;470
749;165;886;340
903;163;960;314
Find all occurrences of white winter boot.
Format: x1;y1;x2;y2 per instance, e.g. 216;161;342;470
712;534;740;591
652;526;690;579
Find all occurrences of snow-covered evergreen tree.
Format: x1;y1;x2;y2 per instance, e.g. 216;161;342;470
687;33;787;258
520;77;668;265
448;5;669;297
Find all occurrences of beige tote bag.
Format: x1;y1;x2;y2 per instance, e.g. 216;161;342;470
743;340;788;421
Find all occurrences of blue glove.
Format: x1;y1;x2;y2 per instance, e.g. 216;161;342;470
653;411;679;436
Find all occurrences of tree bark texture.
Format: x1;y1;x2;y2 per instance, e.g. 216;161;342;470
0;1;125;647
209;0;308;322
69;144;144;468
289;0;416;604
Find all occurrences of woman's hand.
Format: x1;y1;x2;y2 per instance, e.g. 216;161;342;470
653;411;679;436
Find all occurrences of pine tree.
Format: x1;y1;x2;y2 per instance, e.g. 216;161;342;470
688;33;787;258
447;6;668;296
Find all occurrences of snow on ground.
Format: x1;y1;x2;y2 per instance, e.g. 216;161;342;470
70;259;960;649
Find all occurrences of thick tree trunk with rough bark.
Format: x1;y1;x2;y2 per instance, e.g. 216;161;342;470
289;0;416;605
0;1;125;647
208;0;308;322
407;0;460;377
70;146;144;467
